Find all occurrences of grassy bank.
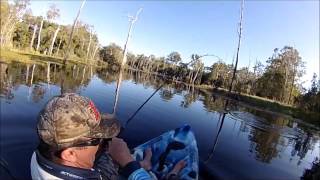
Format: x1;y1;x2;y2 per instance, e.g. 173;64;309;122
0;49;107;66
127;68;320;127
198;86;320;128
0;48;33;64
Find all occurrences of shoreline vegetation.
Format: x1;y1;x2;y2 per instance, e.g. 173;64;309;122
201;88;320;129
132;67;320;128
1;1;319;127
0;48;107;66
1;49;319;128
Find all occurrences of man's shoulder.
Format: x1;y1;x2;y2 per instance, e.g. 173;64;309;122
94;153;120;180
31;151;102;180
30;152;63;180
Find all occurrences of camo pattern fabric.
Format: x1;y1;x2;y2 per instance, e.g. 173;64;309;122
94;152;120;180
37;93;120;149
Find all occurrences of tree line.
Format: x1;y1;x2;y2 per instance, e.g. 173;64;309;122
1;0;100;62
99;44;319;113
1;0;319;113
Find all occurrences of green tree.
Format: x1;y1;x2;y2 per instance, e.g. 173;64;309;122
46;4;60;22
296;73;320;112
99;43;123;67
189;54;205;85
12;21;30;49
159;87;175;102
46;4;60;55
256;46;305;103
166;51;182;65
205;61;230;87
310;73;319;95
0;0;30;47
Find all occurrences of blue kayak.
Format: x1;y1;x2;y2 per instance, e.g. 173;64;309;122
133;125;199;180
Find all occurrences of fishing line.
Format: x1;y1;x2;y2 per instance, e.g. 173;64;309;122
204;111;227;163
124;84;164;128
204;0;244;163
0;157;17;180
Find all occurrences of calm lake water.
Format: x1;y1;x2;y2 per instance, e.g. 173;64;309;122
0;62;319;180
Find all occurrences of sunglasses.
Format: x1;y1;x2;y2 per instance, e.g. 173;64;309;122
73;138;104;147
54;138;112;158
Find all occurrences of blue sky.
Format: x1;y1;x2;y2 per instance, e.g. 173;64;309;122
29;0;319;88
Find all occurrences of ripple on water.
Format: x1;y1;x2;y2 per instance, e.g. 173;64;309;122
228;111;304;139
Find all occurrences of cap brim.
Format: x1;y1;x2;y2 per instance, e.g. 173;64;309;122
89;114;121;139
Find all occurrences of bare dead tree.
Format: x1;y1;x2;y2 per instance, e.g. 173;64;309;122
29;24;37;50
47;62;50;84
55;39;62;57
206;0;245;164
53;64;57;81
190;54;222;85
86;27;93;61
30;64;36;85
91;43;100;61
49;25;60;55
111;8;143;117
63;0;86;65
121;8;143;68
228;0;244;95
47;62;51;91
28;64;36;101
25;64;30;83
36;18;44;52
80;66;86;85
72;65;76;78
81;39;85;50
76;66;80;79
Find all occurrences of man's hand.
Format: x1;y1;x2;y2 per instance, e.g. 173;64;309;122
139;148;152;170
108;137;134;167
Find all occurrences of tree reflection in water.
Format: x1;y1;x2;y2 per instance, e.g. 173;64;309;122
159;88;174;102
0;61;319;179
0;63;14;101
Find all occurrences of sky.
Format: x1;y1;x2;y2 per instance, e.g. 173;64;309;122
29;0;319;88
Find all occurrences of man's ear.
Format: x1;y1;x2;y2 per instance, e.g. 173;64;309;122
60;148;78;162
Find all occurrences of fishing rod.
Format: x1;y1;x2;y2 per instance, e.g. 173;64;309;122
204;0;244;163
115;75;168;139
124;84;164;128
121;71;179;128
204;111;227;163
0;157;17;180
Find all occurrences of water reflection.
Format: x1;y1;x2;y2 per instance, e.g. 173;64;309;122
0;61;319;180
0;63;13;101
230;110;319;165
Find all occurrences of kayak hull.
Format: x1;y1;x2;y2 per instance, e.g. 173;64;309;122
133;125;199;180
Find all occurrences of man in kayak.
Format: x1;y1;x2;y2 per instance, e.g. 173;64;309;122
30;93;185;180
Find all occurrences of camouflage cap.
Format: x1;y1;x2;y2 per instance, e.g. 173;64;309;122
37;93;120;149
